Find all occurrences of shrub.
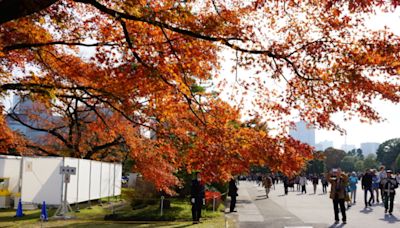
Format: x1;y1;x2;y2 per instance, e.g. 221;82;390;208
127;176;161;210
205;190;222;210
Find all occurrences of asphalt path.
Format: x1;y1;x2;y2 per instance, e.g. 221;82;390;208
225;180;400;228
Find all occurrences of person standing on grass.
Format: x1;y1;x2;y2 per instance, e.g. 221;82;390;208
228;177;238;212
327;168;348;224
191;172;205;224
381;170;398;215
348;172;358;204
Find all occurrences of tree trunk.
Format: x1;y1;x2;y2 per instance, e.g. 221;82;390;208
0;0;58;24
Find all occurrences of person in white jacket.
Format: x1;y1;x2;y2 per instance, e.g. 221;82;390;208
299;174;307;194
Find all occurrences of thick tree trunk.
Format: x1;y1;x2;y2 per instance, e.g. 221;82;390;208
0;0;58;24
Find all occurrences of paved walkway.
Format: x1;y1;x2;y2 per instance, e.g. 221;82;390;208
226;181;400;228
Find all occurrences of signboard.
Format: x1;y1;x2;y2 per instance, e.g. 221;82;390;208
60;166;76;175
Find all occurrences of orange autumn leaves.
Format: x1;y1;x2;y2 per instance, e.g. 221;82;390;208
1;0;400;193
149;99;313;191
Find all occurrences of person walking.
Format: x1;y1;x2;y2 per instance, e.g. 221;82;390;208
396;172;400;185
345;182;352;209
262;174;273;198
228;178;238;213
295;175;301;192
283;175;289;195
381;170;398;215
349;172;358;204
372;169;380;204
299;174;307;194
378;166;387;202
312;174;319;194
321;174;328;194
361;169;374;208
257;174;262;186
327;168;348;224
191;173;205;224
271;173;276;190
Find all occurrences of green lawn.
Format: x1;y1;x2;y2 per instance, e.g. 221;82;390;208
0;198;227;228
112;198;222;221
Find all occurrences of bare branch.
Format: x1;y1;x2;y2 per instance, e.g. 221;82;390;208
3;41;118;52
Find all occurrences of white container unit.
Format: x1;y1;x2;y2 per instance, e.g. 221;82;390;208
0;155;122;206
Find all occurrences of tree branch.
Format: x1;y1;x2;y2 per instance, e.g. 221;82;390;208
0;0;58;25
85;135;124;158
7;108;73;149
3;41;118;52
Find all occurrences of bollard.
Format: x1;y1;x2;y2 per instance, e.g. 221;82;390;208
160;196;164;216
40;201;48;221
212;196;216;212
15;199;24;217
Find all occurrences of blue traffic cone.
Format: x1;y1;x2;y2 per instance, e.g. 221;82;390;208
15;199;24;217
40;201;48;221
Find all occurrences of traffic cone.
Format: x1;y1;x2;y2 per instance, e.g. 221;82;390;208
14;199;24;217
40;201;48;221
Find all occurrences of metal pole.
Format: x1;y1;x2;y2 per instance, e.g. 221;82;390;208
18;156;23;193
213;196;216;212
99;162;102;205
111;163;116;214
108;163;111;204
60;157;65;206
88;160;92;209
160;196;164;216
17;156;24;208
111;163;115;214
61;174;69;216
75;159;80;212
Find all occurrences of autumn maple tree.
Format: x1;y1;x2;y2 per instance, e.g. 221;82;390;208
1;0;400;193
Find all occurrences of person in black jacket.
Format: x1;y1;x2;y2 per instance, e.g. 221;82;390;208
228;178;238;212
283;176;289;195
381;170;399;215
191;173;205;224
362;169;374;208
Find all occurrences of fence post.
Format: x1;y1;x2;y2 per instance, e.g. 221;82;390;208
160;196;165;216
213;195;216;212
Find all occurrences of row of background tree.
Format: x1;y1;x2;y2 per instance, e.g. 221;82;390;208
306;138;400;174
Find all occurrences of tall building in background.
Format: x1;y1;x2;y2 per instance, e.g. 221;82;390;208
289;121;315;147
315;140;334;151
360;142;380;156
341;144;356;152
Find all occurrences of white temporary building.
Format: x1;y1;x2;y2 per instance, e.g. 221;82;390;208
0;155;122;206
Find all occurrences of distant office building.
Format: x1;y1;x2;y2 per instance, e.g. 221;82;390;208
360;142;380;156
315;140;334;151
341;144;356;152
289;121;315;147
